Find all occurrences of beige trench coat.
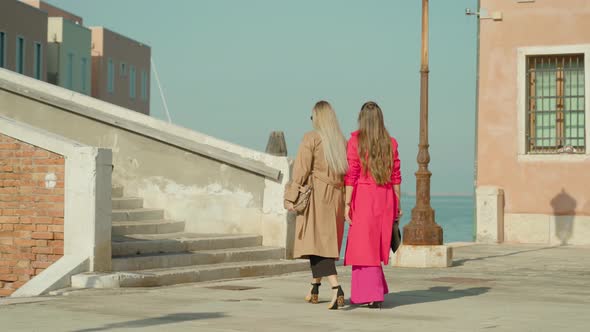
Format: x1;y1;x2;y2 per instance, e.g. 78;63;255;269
284;131;345;259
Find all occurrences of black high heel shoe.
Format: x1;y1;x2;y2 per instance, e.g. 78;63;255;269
368;301;383;309
328;285;345;310
305;283;321;304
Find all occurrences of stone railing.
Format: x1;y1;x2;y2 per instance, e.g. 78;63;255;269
0;68;292;253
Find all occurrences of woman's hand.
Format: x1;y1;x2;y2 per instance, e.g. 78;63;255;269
285;201;295;212
394;184;402;220
395;190;402;219
345;204;352;224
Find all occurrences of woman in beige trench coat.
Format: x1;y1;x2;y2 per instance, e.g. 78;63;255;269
284;101;348;310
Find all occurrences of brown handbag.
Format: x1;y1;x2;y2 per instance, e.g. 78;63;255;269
284;179;313;213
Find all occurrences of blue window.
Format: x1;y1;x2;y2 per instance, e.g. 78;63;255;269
81;57;88;93
140;70;148;100
107;58;114;93
66;52;74;89
129;65;136;99
0;32;6;68
16;36;25;74
120;62;127;77
34;42;42;80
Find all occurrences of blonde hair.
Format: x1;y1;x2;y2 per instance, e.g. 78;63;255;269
312;101;348;175
358;101;393;185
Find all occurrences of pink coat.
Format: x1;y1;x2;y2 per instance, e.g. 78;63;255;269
344;131;401;266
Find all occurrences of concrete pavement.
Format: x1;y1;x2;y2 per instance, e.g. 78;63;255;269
1;244;589;332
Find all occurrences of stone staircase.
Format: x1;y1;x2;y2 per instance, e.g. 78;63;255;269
71;185;307;289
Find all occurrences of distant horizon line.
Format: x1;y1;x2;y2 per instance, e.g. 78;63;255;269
402;192;474;198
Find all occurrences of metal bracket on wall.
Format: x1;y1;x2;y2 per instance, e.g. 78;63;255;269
465;8;503;21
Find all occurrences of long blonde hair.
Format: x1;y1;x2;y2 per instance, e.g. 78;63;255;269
358;101;393;185
312;101;348;175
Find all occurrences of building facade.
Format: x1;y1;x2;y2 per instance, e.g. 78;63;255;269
46;18;92;95
91;27;151;115
21;0;83;25
22;0;91;95
0;0;47;81
476;0;590;245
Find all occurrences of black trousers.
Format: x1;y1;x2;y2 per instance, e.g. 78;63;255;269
309;255;337;278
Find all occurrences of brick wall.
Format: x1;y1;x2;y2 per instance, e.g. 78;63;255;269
0;133;65;297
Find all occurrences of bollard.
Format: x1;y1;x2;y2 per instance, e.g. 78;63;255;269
265;131;287;156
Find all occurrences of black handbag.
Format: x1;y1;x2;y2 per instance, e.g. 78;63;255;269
391;219;402;253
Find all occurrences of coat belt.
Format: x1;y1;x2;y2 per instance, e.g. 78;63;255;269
298;173;343;240
312;172;343;188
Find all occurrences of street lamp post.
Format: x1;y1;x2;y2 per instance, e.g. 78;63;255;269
403;0;443;245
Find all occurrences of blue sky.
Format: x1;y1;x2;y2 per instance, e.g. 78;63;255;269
45;0;478;195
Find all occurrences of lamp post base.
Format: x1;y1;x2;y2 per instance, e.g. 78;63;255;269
403;222;443;245
391;244;453;268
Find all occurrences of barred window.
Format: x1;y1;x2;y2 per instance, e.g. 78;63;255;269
526;54;585;154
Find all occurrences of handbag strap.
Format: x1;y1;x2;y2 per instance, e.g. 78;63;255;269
298;184;311;193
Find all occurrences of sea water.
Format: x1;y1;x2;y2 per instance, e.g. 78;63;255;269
340;195;475;258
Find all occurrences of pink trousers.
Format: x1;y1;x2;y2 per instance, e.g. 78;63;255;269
350;265;389;304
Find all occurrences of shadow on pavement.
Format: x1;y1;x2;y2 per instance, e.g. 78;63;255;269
453;246;556;267
72;312;226;332
344;286;490;311
386;286;490;308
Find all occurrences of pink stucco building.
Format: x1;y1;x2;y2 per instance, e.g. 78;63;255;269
476;0;590;245
21;0;83;25
91;27;151;115
0;0;47;81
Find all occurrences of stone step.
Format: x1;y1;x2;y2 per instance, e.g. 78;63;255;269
112;233;263;256
111;246;285;271
112;185;124;198
112;208;164;222
72;259;309;288
112;197;144;210
112;220;185;236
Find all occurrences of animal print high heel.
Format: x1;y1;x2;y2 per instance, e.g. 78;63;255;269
305;283;321;304
328;285;345;310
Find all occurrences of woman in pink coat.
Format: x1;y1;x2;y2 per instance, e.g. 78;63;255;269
344;101;402;309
